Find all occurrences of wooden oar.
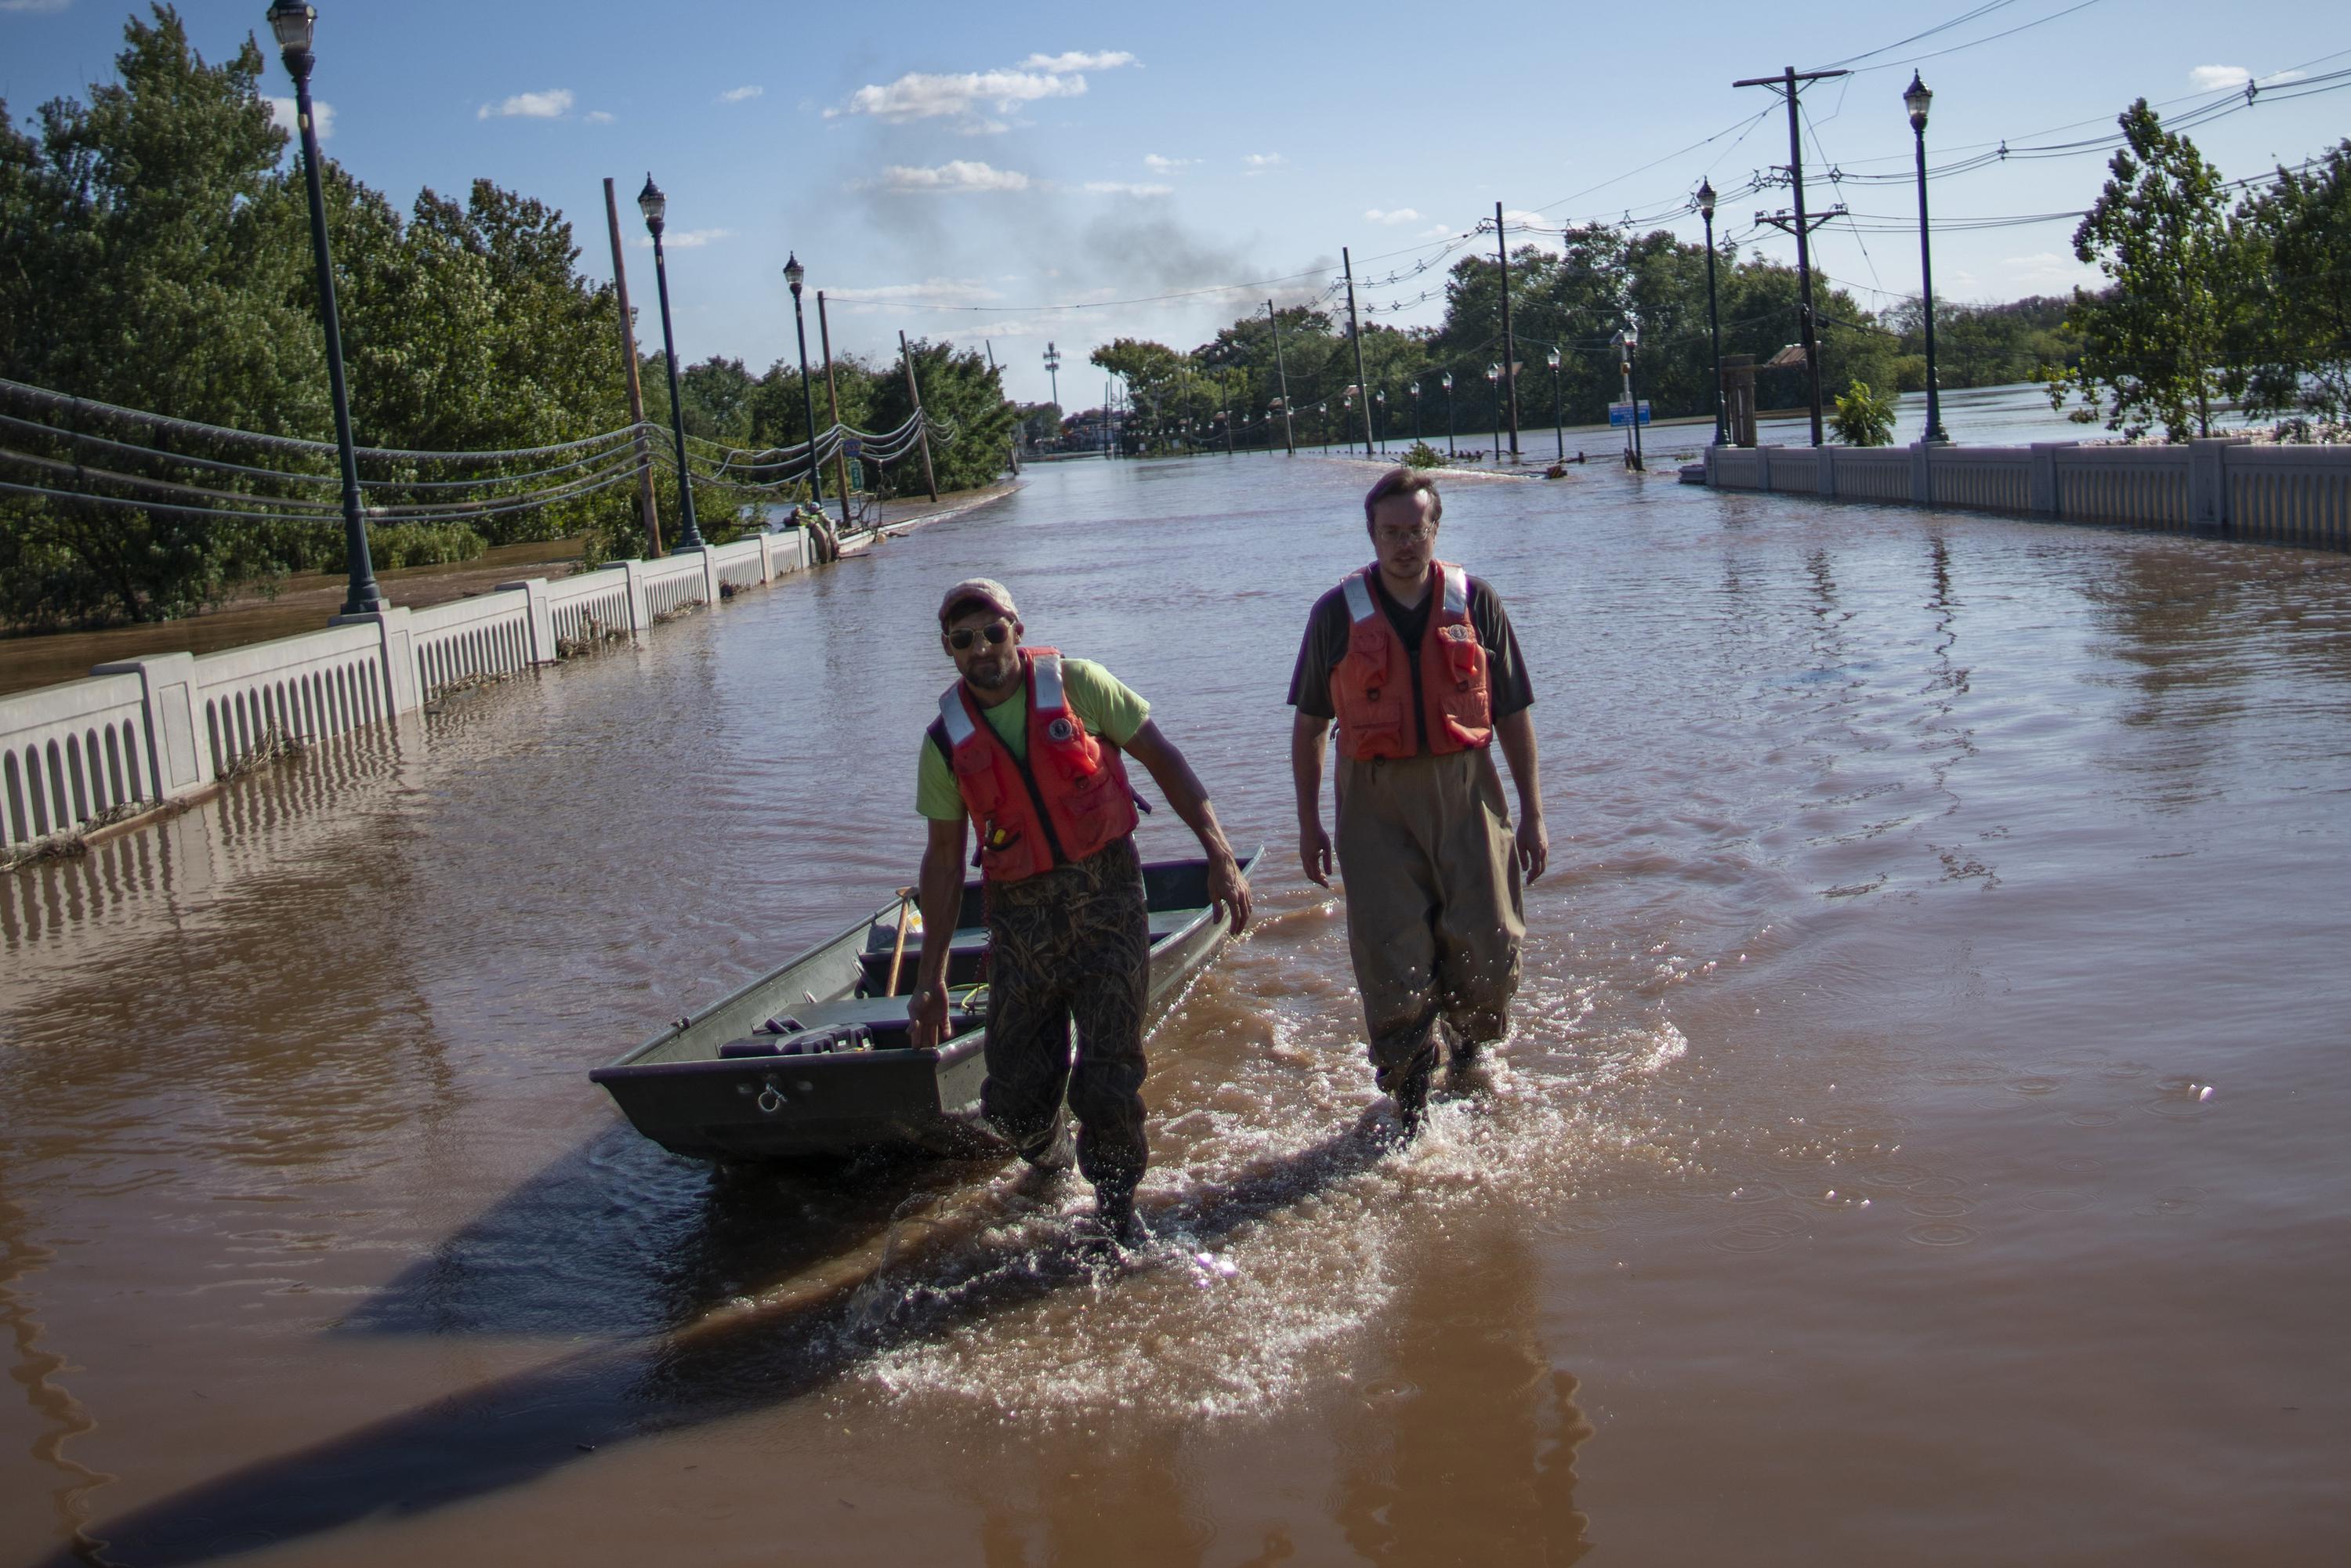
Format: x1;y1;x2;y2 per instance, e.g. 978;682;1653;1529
884;886;916;997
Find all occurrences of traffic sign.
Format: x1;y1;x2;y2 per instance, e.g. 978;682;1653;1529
842;436;864;458
1607;400;1652;428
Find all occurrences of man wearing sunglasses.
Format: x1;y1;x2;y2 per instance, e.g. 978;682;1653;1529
1289;469;1546;1141
909;578;1251;1242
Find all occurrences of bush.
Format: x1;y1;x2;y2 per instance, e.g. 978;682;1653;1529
1831;379;1897;447
1402;440;1445;469
296;520;487;574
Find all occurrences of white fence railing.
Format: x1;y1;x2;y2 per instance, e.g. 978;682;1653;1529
1703;437;2351;549
1;530;820;855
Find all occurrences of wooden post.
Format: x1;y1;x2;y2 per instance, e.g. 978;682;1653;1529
900;330;940;502
815;290;852;529
602;177;661;557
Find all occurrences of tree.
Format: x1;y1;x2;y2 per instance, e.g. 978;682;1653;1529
2232;140;2351;421
1831;380;1896;446
2060;99;2250;441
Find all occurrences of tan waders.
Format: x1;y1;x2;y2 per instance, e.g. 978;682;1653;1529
1335;749;1525;1089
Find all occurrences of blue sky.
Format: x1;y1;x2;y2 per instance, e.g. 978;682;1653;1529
5;0;2347;405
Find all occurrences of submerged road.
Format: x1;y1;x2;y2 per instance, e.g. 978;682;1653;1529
4;454;2349;1564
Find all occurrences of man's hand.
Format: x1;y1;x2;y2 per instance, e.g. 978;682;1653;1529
1208;853;1254;932
1516;813;1549;885
908;979;951;1050
1300;819;1334;888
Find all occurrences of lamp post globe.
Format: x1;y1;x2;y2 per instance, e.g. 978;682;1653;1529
1907;71;1951;443
640;172;704;549
784;252;825;509
268;0;382;617
1546;346;1565;461
1441;370;1456;458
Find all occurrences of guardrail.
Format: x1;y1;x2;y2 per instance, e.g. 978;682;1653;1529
2;530;817;857
1701;437;2351;549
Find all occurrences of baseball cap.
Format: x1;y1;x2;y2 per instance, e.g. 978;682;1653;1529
937;578;1020;626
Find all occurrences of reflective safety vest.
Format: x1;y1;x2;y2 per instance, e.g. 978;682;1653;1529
1328;562;1492;761
933;647;1140;882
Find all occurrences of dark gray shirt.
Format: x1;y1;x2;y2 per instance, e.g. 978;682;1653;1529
1288;571;1534;745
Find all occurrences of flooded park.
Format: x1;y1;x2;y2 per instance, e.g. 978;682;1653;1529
5;451;2349;1564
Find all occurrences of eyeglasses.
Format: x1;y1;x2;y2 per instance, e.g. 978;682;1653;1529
1375;524;1436;545
947;621;1012;651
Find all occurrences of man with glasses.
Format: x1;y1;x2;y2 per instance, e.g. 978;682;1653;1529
909;578;1251;1241
1289;469;1546;1140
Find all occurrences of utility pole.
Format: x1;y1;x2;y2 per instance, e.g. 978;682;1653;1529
816;291;852;527
899;330;938;501
1342;248;1375;458
602;176;661;558
1267;299;1296;455
1736;64;1849;447
1495;201;1521;460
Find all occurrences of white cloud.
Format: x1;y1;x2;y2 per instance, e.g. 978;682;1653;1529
1019;51;1138;72
2001;250;2096;289
1142;154;1197;172
1364;208;1421;225
827;278;1006;306
1502;208;1545;227
265;96;334;140
1243;153;1284;169
1083;180;1173;197
586;110;616;125
831;51;1135;126
0;0;74;13
1417;223;1451;238
478;89;574;121
634;228;734;249
880;160;1031;194
2190;64;2250;92
719;85;763;103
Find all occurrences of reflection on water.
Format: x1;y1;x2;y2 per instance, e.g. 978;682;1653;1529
7;455;2351;1564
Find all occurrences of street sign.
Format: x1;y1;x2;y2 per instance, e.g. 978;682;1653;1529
842;436;864;458
1607;400;1652;428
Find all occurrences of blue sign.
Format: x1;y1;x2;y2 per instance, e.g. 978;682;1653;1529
842;436;864;458
1607;400;1653;428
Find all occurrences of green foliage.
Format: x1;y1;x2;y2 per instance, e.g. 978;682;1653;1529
1401;440;1444;469
2060;99;2248;442
2230;140;2351;420
1831;380;1897;447
280;520;487;574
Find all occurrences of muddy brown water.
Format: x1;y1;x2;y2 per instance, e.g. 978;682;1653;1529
4;455;2348;1565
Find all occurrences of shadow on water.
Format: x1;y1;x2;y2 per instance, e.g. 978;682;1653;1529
61;1116;1402;1567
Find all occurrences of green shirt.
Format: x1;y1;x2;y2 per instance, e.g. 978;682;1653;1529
916;657;1152;821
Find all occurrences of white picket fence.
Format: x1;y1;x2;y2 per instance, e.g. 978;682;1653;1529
1702;437;2351;549
2;532;810;854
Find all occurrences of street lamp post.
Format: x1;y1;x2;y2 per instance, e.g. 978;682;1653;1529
1409;382;1422;446
1486;364;1502;461
1043;341;1062;447
783;254;826;512
1700;178;1726;446
1375;389;1387;454
1442;371;1456;458
267;1;382;617
1906;71;1951;444
1546;347;1564;461
1617;324;1646;472
637;173;705;549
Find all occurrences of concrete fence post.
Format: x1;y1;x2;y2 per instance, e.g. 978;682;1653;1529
90;650;206;802
674;543;718;606
329;606;422;716
1910;440;1932;505
2190;438;2244;534
1704;444;1719;487
2029;443;2067;517
1757;445;1779;493
618;559;653;638
1818;446;1839;499
755;534;776;584
494;578;558;664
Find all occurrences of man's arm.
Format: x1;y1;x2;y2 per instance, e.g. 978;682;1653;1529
1291;710;1334;888
907;814;969;1048
1119;719;1252;932
1494;707;1548;884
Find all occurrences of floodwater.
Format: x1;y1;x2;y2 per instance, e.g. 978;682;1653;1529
5;454;2349;1565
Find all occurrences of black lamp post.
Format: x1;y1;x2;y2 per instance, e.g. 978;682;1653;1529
1546;347;1565;461
1700;177;1726;446
1486;364;1502;461
637;173;704;549
1442;371;1456;458
1622;320;1645;473
783;253;826;510
267;1;382;617
1409;381;1422;446
1375;388;1387;454
1906;71;1951;444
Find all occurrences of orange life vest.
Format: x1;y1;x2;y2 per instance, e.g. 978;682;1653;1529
934;647;1140;882
1328;562;1492;761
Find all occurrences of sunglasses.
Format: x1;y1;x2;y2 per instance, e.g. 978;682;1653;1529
947;621;1012;651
